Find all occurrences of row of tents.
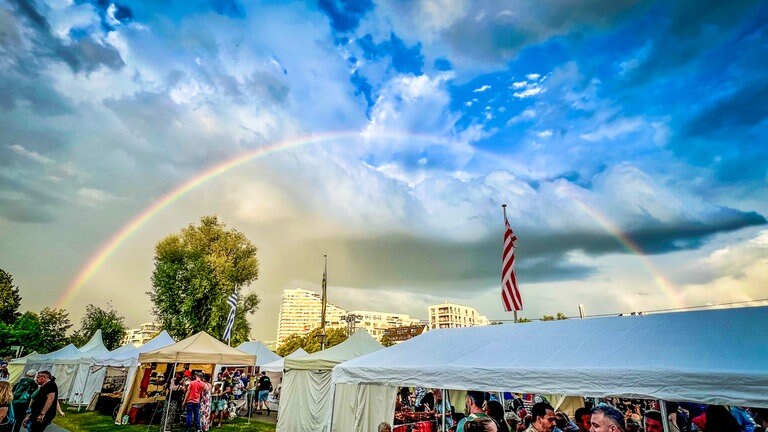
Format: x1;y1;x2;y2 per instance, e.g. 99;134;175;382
7;306;768;432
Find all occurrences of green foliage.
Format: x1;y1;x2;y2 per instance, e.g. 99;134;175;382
275;327;348;356
516;317;532;323
0;312;41;357
54;408;276;432
72;304;127;350
39;308;73;352
0;268;22;325
541;314;555;321
148;215;260;345
542;312;568;321
379;334;395;347
555;312;568;320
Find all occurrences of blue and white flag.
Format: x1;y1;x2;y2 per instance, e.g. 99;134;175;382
223;292;238;343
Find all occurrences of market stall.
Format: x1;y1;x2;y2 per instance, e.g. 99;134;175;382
115;331;256;426
332;306;768;432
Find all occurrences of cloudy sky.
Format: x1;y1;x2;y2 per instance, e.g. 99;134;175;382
2;0;768;342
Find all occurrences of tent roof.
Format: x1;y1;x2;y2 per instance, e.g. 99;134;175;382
333;306;768;408
235;341;282;366
93;331;175;366
8;351;38;365
138;331;256;365
78;329;109;357
261;348;308;372
285;330;383;371
31;344;82;362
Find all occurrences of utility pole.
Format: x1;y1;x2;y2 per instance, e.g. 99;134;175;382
319;255;328;350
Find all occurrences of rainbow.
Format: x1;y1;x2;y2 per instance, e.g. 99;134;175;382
58;131;679;309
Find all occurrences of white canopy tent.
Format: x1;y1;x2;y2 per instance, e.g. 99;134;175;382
332;306;768;431
260;348;308;373
235;341;282;366
7;351;38;384
277;330;384;432
68;331;176;406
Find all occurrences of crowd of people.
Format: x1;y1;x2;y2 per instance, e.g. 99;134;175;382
165;369;276;432
0;370;65;432
388;389;768;432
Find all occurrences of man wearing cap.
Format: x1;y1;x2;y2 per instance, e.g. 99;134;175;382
11;370;37;432
24;371;58;432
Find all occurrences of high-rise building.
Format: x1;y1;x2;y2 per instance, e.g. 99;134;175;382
348;310;422;341
427;302;490;329
122;322;161;346
276;288;347;344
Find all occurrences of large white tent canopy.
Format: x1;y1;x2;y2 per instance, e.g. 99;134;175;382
68;331;176;406
236;341;282;367
277;330;385;432
138;331;256;364
333;306;768;408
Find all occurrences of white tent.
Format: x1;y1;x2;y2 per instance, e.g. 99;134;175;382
24;341;90;400
68;331;176;406
236;341;282;366
7;351;37;384
277;330;384;432
261;348;308;373
332;306;768;430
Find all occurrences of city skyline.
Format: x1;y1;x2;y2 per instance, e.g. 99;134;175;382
1;0;767;342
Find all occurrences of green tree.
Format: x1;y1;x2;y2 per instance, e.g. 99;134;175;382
555;312;568;320
542;314;555;321
148;216;260;345
0;312;42;357
516;317;532;323
275;327;348;356
0;269;22;325
379;334;395;347
39;308;73;353
72;304;127;350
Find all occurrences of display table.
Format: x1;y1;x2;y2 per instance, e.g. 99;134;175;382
393;420;436;432
95;394;123;417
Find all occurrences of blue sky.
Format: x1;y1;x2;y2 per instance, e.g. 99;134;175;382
1;0;767;340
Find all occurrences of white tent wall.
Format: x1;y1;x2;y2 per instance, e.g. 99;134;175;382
277;369;334;432
330;383;397;432
52;362;79;399
68;362;108;405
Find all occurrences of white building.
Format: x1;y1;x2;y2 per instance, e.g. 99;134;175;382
348;310;422;341
428;302;490;329
122;322;161;346
276;288;347;344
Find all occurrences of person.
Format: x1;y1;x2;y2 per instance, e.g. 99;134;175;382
525;403;557;432
556;412;580;432
183;373;205;432
575;408;592;432
255;372;271;415
420;391;436;412
378;422;393;432
1;381;14;432
645;410;664;432
705;406;741;432
731;407;757;432
485;400;511;432
210;380;227;427
433;389;453;431
465;417;499;432
11;370;36;432
24;371;57;432
589;405;625;432
199;374;212;432
0;362;8;382
455;391;492;432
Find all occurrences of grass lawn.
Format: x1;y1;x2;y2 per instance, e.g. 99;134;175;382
53;410;276;432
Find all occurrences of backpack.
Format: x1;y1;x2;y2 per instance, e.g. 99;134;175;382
12;379;35;404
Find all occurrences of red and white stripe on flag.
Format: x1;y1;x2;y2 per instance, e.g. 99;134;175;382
502;216;523;311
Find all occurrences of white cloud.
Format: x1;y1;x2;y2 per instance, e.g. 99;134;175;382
526;73;541;80
580;117;644;141
77;188;119;207
10;144;55;165
473;84;491;92
536;130;553;138
513;86;543;98
511;81;527;89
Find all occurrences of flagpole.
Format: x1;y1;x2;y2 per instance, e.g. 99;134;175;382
502;204;519;324
320;254;328;350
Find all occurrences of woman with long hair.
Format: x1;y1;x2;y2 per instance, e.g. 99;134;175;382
0;381;14;432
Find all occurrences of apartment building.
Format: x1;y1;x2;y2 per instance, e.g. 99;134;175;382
276;288;347;344
122;322;161;346
348;310;422;341
428;302;490;329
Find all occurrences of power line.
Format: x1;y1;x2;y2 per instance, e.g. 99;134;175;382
489;297;768;323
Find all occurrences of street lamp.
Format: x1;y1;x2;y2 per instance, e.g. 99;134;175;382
316;332;327;350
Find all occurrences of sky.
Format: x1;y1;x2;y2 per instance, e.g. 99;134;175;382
1;0;768;342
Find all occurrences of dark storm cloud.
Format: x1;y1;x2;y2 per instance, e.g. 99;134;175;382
8;0;125;73
281;205;764;294
0;197;56;223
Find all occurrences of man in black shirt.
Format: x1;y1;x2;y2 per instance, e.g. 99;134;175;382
24;371;58;432
256;372;272;415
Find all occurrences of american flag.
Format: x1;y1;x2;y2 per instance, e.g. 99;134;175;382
501;214;523;312
223;292;238;343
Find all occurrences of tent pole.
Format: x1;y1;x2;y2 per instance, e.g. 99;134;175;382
162;363;177;432
441;388;446;432
329;383;337;432
659;400;670;432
